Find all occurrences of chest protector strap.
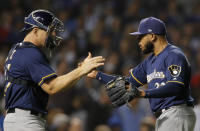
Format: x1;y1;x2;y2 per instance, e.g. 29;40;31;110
5;76;36;86
5;42;37;86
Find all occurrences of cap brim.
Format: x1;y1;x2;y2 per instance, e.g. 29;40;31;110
129;32;143;36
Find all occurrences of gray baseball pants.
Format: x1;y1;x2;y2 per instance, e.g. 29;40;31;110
3;108;46;131
155;104;196;131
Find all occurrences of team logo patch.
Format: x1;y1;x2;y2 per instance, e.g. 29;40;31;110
168;65;181;77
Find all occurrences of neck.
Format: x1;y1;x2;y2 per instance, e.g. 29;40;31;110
154;38;168;56
23;34;40;47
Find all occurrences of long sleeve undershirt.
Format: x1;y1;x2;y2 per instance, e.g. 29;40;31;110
96;71;117;84
96;71;185;98
144;82;184;98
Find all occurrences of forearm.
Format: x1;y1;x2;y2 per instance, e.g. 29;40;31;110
60;77;81;90
144;82;184;98
96;71;117;84
42;67;84;95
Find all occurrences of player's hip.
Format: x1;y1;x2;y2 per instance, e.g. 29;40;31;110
4;108;46;131
155;104;196;131
160;104;195;118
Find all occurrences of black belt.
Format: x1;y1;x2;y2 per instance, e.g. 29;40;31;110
154;103;194;118
154;107;170;118
7;108;45;118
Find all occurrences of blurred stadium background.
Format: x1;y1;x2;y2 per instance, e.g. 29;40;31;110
0;0;200;131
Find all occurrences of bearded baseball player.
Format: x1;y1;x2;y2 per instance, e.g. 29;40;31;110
3;9;105;131
88;17;196;131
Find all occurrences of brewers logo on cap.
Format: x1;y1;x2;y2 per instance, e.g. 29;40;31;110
168;65;181;77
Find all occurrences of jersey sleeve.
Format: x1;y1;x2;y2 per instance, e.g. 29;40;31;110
128;60;147;87
165;51;189;86
96;71;117;84
24;48;57;86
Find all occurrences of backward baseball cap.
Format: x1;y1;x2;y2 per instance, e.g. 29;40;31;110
130;17;167;36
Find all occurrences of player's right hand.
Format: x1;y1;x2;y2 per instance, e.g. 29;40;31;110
79;52;105;75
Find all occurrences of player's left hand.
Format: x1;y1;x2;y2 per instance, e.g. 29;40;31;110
105;76;140;108
78;52;105;75
78;57;99;78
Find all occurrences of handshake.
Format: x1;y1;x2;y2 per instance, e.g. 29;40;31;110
80;53;143;108
105;76;141;108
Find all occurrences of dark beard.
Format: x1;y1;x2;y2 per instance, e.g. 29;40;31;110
142;42;154;54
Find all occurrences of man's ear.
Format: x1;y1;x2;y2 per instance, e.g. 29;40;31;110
151;34;157;42
32;28;38;36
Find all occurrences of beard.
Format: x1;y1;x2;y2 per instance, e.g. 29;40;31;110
142;41;154;54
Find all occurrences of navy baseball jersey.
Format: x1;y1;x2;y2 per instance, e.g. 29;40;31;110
128;44;193;112
96;43;194;112
4;42;57;114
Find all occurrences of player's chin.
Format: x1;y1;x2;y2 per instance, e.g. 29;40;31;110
142;48;153;54
142;42;154;54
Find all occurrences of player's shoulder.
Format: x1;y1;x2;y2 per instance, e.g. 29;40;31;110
166;44;187;61
16;44;45;61
167;44;185;56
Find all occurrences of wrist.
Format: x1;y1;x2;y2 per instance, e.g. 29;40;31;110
96;71;101;80
92;70;98;78
77;66;86;76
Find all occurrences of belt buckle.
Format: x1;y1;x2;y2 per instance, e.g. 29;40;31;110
161;109;166;113
154;108;167;118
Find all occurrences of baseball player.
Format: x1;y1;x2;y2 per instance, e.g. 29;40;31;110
3;9;105;131
88;17;196;131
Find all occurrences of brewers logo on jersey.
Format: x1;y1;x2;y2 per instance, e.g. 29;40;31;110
168;65;181;77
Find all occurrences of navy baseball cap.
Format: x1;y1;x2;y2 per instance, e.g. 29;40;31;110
130;17;167;36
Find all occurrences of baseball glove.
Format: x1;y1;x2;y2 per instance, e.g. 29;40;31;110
105;76;140;108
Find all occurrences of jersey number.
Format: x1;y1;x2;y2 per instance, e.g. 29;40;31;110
155;82;166;88
4;49;16;96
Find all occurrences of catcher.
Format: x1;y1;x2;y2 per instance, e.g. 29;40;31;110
3;9;105;131
87;17;196;131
